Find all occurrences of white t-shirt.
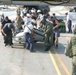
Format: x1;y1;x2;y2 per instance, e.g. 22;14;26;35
38;14;44;21
23;17;31;25
67;14;71;21
24;23;34;34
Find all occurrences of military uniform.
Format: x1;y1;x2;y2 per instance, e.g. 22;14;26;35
16;7;21;16
65;35;76;75
43;20;53;51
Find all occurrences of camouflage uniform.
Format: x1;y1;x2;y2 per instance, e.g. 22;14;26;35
43;20;53;51
16;7;21;16
65;27;76;75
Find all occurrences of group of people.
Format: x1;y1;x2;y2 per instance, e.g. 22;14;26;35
0;16;15;47
0;6;60;52
21;7;76;75
1;6;76;75
22;13;60;52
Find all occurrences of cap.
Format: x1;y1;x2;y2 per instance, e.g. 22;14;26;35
26;13;30;17
31;10;35;13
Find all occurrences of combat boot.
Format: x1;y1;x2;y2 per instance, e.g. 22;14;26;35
44;45;50;51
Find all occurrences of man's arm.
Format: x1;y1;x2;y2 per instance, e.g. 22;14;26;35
1;29;6;36
0;23;3;30
0;22;4;33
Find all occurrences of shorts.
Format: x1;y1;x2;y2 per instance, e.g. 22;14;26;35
54;29;60;37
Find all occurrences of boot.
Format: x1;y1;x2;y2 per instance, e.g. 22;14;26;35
44;46;50;51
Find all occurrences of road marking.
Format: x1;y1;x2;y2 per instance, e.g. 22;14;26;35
49;51;62;75
54;49;70;75
49;34;71;75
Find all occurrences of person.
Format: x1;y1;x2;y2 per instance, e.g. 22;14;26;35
16;14;23;32
64;26;76;75
22;7;27;17
24;19;36;52
49;16;60;48
65;12;72;33
31;11;37;20
1;23;15;47
36;10;44;28
1;14;5;23
16;6;21;16
41;18;53;51
52;13;56;19
1;16;12;36
1;16;12;29
23;13;31;26
37;10;44;21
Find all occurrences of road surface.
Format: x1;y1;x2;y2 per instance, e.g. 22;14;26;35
0;33;72;75
0;7;73;75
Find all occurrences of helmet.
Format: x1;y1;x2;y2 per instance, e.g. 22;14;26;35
31;19;36;24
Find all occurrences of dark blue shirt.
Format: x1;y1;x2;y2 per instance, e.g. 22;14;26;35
3;23;14;35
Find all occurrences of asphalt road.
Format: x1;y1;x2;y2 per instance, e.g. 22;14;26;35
0;33;72;75
0;7;73;75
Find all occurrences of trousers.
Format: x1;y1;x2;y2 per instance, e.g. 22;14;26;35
24;33;34;51
4;33;13;45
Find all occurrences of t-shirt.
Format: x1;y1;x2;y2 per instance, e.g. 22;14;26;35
67;14;71;21
23;17;31;26
3;23;14;35
38;14;43;21
24;24;34;34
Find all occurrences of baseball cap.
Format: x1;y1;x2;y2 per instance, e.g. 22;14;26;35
26;13;30;17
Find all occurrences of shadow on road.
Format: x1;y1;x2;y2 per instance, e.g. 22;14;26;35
34;42;48;53
12;42;48;53
54;43;66;54
12;42;66;54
